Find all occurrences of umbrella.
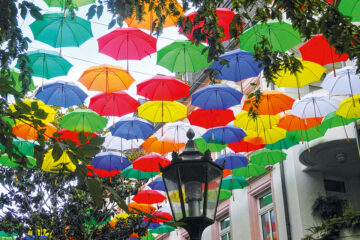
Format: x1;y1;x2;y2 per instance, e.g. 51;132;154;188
132;190;166;204
89;91;139;117
60;109;107;133
78;64;135;93
215;153;248;169
8;70;35;94
234;111;280;131
149;224;175;234
286;126;327;143
245;127;286;145
239;20;301;53
132;154;171;172
56;129;98;146
30;13;93;49
44;0;95;8
9;99;56;124
264;138;298;150
250;149;287;165
109;117;155;140
103;135;144;151
0;138;38;156
0;154;36;168
228;140;265;153
35;81;87;108
12;123;57;140
156;122;203;144
147;177;166;191
122;165;158;179
336;94;360;119
191;84;243;110
144;211;173;223
338;0;360;22
92;152;131;171
136;75;190;101
232;163;267;178
221;175;248;190
86;165;120;178
140;234;156;240
142;135;185;154
320;111;357;141
278;114;323;131
290;96;340;119
223;169;232;178
129;202;156;214
218;189;232;201
138;101;187;123
42;149;76;173
187;109;235;129
202;126;246;144
273;59;326;99
193;137;227;153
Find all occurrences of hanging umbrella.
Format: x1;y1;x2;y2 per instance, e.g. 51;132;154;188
250;149;287;166
278;114;323;131
132;190;166;204
35;81;87;108
245;127;286;145
42;149;76;173
129;202;156;214
30;13;93;49
336;94;360;119
286;126;327;143
142;135;185;154
103;135;144;151
138;101;187;123
44;0;95;8
8;70;35;94
140;234;156;240
132;154;171;172
320;111;357;141
215;153;248;170
191;84;243;110
0;154;36;168
89;91;139;117
239;20;302;53
234;111;280;131
92;152;131;171
232;163;267;178
78;64;135;93
290;96;340;119
156;122;203;144
109;117;155;140
137;75;190;101
0;138;38;156
221;175;248;190
9;99;56;124
202;126;246;144
187;109;235;129
86;165;121;178
222;169;232;178
338;0;360;22
56;129;98;146
228;140;265;153
122;165;158;179
60;109;107;133
144;211;173;223
12;123;57;140
147;177;166;191
193;137;227;153
218;189;232;201
149;224;175;234
264;138;298;150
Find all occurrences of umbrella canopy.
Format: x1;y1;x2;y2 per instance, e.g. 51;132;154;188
290;96;340;119
321;111;357;129
156;122;203;143
30;13;92;48
250;149;287;166
232;163;267;178
193;137;227;153
321;66;360;96
0;154;36;168
215;153;248;170
132;154;171;172
142;135;185;154
265;138;298;150
234;111;280;130
109;117;155;140
187;109;235;129
60;109;107;133
147;177;166;191
103;135;144;151
157;40;212;73
245;127;286;145
35;81;87;108
149;224;175;234
86;165;120;178
336;94;360;119
221;175;249;190
338;0;360;22
9;99;56;124
12;123;57;140
278;114;323;131
55;129;98;146
191;84;243;110
129;202;156;214
89;91;139;117
145;211;173;223
122;165;158;179
239;20;301;53
286;126;327;143
132;190;166;204
78;64;135;93
0;139;37;156
137;75;190;101
44;0;95;7
92;152;131;171
42;149;76;173
228;140;265;153
138;101;187;123
202;126;246;144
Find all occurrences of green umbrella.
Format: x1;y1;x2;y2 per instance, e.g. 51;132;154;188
157;40;212;73
250;149;287;166
141;233;156;240
221;175;249;191
219;189;232;201
0;139;38;156
1;116;15;126
320;111;357;141
232;163;266;178
0;231;17;240
339;0;360;22
149;224;175;234
8;70;35;93
265;138;298;150
60;109;107;133
286;125;326;143
121;165;158;180
239;20;302;53
194;137;227;153
0;154;36;168
44;0;95;8
30;13;93;49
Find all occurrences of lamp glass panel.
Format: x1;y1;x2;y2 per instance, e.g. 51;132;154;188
162;167;183;221
206;164;222;220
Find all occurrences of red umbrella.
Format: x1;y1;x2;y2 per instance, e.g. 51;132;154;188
86;165;121;178
132;154;171;172
97;27;157;71
144;211;173;223
132;190;166;204
228;139;265;152
299;34;349;75
136;75;190;101
56;129;98;146
89;91;139;117
187;109;235;129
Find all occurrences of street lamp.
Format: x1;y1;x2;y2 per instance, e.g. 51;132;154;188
161;129;223;240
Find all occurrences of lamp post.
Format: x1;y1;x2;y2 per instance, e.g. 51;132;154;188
161;129;223;240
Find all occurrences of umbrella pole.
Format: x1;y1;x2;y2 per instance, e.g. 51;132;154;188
341;118;350;142
296;75;301;100
121;138;123;163
41;53;46;91
183;46;187;84
127;33;129;72
347;69;356;107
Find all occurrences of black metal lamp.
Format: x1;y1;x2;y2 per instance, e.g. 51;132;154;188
161;129;224;240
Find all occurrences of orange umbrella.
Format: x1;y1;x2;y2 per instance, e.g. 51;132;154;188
223;169;232;178
278;114;323;131
142;135;185;154
78;64;135;93
12;123;57;140
128;202;156;214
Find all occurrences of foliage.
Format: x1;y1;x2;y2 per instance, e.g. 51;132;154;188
312;196;347;221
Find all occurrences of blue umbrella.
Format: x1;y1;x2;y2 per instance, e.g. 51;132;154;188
35;81;88;108
109;117;155;140
141;221;161;229
191;84;243;110
202;126;246;144
147;177;166;191
92;151;131;171
215;153;248;170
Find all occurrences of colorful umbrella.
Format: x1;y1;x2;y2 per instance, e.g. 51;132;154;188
193;137;227;153
147;177;166;191
336;94;360;119
228;140;265;153
149;224;175;234
8;70;35;94
42;149;76;173
132;190;166;204
35;81;87;108
30;13;93;48
122;165;158;179
221;175;248;190
44;0;95;8
338;0;360;22
9;99;56;124
56;129;98;146
92;152;131;171
138;101;187;123
0;154;36;168
60;109;107;133
145;211;173;223
12;123;57;140
109;117;155;140
86;165;120;178
191;84;243;110
264;138;298;150
140;234;156;240
245;127;286;145
103;135;144;151
78;64;135;93
290;96;340;119
89;91;139;117
215;153;248;170
278;114;323;131
187;109;235;129
132;154;171;172
156;122;203;144
218;189;232;201
129;202;156;214
0;138;37;156
321;111;357;129
250;149;287;166
137;75;190;101
232;163;267;178
234;111;280;131
239;20;301;53
286;126;327;143
142;135;185;154
321;66;360;96
202;126;246;144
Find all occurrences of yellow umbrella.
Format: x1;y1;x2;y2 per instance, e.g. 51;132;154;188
138;101;187;123
336;94;360;119
42;149;76;173
109;212;130;228
9;99;56;124
234;111;279;131
273;59;326;99
245;127;286;145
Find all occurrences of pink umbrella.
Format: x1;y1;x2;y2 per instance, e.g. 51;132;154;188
97;28;157;71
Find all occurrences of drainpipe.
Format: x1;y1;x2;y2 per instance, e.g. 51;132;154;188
279;161;292;240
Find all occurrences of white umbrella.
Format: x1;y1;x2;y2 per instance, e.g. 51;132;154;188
290;96;340;119
155;122;205;144
321;66;360;95
103;134;144;151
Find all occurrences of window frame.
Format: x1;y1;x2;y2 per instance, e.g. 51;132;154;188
218;215;231;240
257;191;276;240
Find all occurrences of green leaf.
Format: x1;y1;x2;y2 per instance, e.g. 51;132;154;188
86;5;96;20
52;144;63;161
96;5;103;19
108;19;116;29
78;132;87;145
20;6;27;20
86;178;103;208
88;136;104;146
29;9;42;20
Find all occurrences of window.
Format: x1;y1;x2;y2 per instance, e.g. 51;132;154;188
258;191;277;240
219;215;231;240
